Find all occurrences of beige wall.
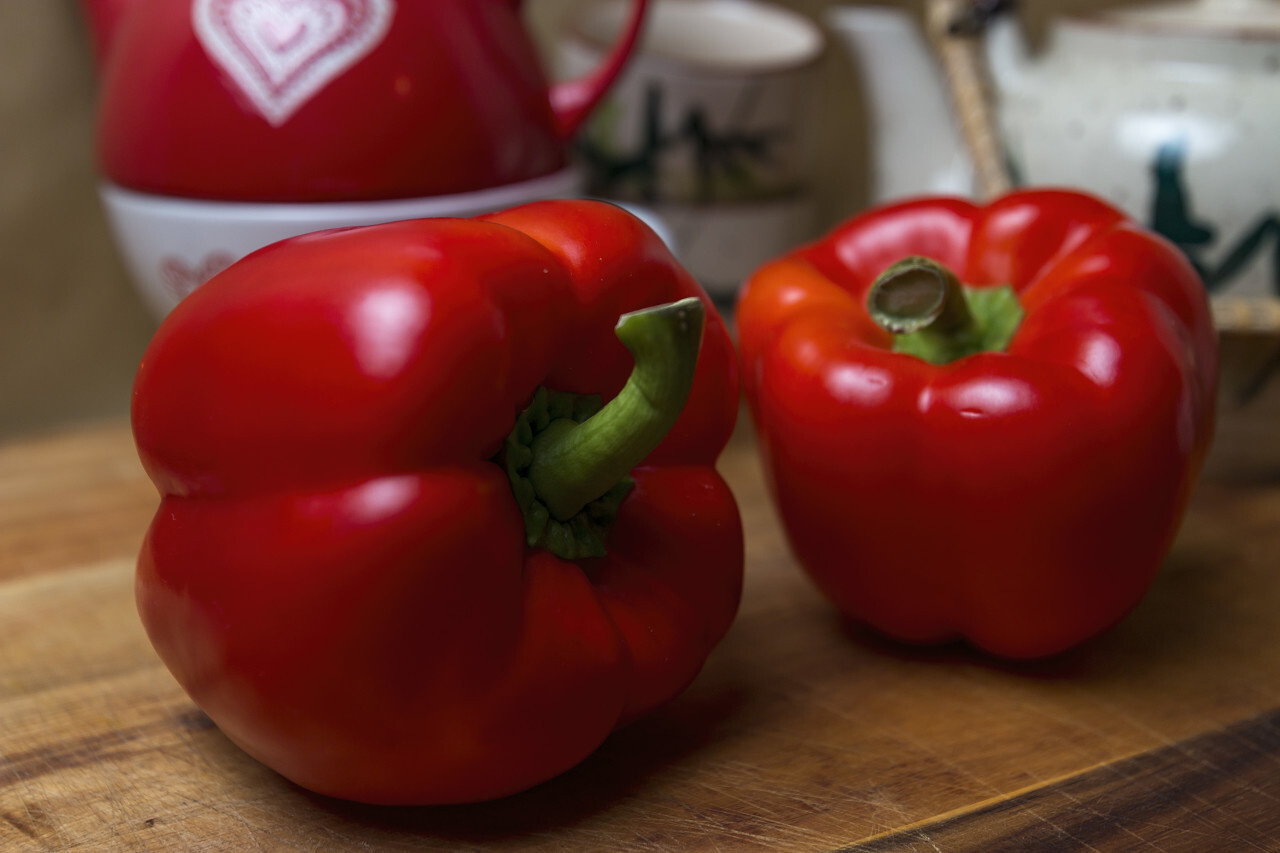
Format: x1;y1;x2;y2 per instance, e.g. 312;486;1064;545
1;0;156;439
0;0;1133;441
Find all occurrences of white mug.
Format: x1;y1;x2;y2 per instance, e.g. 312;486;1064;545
559;0;824;205
556;0;825;298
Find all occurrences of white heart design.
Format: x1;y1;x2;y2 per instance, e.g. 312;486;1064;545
257;13;318;55
193;0;396;126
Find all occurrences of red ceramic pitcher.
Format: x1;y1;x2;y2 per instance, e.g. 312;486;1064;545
83;0;648;202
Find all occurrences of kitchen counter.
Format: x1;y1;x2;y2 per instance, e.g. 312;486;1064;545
3;407;1280;851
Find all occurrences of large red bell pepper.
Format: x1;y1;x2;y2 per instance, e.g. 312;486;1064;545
131;200;743;804
736;190;1217;660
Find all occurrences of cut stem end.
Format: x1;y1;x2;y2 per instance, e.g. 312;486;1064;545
867;256;1024;365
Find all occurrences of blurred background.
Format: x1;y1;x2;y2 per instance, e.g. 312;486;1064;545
0;0;1195;440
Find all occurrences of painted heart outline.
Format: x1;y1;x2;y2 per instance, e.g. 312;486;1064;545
193;0;396;126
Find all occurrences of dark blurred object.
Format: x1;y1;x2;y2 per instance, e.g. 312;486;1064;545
947;0;1015;36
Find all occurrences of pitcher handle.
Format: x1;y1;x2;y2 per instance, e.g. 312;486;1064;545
549;0;649;140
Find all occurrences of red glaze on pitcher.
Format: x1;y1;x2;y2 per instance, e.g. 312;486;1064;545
85;0;647;201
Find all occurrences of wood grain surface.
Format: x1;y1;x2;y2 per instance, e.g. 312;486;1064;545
3;403;1280;851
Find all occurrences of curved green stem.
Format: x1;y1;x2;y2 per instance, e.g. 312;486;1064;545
500;297;706;560
868;256;1023;365
529;297;704;521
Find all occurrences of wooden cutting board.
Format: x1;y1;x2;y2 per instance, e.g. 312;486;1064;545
3;405;1280;851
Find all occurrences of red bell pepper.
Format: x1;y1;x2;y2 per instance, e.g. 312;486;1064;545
736;190;1217;660
131;200;743;804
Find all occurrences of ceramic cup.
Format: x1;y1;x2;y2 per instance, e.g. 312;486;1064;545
102;167;584;318
557;0;825;298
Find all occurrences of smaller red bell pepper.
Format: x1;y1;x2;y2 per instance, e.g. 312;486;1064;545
736;190;1217;659
131;200;743;804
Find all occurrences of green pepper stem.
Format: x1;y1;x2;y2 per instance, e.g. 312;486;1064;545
527;297;705;522
868;256;974;337
867;256;1023;365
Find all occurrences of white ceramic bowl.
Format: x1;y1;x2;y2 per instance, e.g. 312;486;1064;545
102;167;585;318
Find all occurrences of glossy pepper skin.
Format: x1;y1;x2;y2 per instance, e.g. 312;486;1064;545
131;200;743;805
736;190;1217;660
